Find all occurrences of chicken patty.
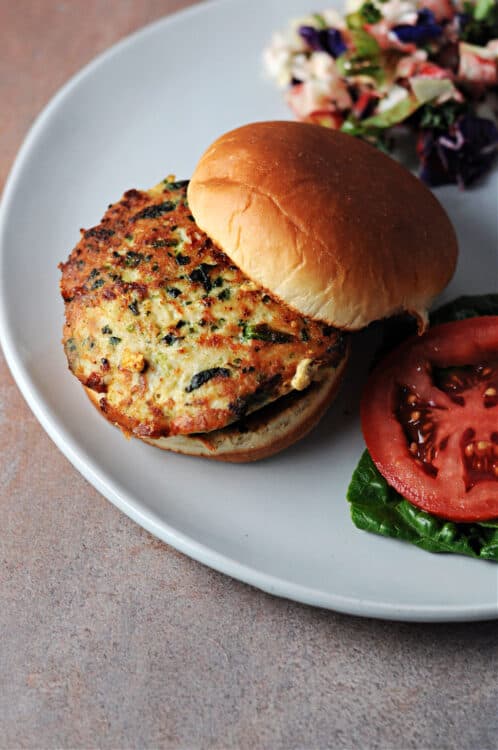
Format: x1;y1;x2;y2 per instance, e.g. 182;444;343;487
60;179;347;438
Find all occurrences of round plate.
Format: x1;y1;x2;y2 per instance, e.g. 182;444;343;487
1;0;497;621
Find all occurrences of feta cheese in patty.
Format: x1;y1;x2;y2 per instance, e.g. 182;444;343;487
60;180;347;438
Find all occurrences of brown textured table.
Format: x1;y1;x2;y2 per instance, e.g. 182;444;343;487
1;2;498;748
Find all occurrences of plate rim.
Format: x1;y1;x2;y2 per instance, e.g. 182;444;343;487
1;0;497;623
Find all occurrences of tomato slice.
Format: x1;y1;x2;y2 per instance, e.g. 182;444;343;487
361;317;498;522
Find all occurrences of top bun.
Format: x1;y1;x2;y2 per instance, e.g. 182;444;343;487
187;121;457;330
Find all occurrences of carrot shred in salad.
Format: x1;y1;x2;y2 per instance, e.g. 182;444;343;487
264;0;498;186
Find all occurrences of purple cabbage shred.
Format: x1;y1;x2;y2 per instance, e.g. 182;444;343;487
299;25;347;58
418;115;498;187
392;9;443;44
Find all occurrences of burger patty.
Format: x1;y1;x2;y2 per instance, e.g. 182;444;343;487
60;180;347;438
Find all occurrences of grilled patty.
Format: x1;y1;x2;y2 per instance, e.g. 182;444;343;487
60;180;347;438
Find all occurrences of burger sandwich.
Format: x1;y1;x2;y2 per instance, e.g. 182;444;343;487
59;121;457;461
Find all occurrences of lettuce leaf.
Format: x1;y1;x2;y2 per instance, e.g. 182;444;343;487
429;293;498;326
348;452;498;560
461;0;498;44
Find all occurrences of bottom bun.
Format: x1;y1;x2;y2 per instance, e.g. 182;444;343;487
84;348;349;462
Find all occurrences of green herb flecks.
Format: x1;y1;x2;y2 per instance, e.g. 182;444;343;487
242;323;295;344
185;367;231;393
163;179;189;190
189;263;217;293
131;201;176;222
152;238;179;248
162;333;184;346
166;287;182;298
125;251;144;268
176;254;191;266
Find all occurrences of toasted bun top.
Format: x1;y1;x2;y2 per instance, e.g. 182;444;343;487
187;121;458;329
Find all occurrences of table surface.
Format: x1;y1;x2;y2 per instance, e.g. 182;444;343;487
2;2;498;748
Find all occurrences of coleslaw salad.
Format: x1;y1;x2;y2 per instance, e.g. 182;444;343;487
264;0;498;186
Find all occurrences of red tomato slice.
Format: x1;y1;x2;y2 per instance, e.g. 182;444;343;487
361;316;498;522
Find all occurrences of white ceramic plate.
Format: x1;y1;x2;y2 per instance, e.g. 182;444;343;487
1;0;497;622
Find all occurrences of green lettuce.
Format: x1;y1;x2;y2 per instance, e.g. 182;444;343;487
341;95;422;149
429;293;498;326
348;452;498;560
347;293;498;559
461;0;498;44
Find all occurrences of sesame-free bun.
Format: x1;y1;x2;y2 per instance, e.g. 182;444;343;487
84;348;348;462
187;121;458;330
